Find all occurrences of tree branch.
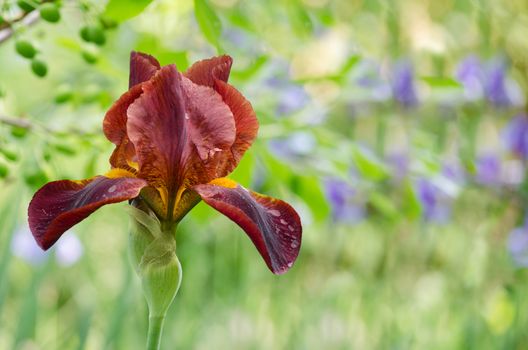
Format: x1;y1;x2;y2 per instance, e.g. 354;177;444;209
0;0;55;44
0;10;40;44
0;115;33;129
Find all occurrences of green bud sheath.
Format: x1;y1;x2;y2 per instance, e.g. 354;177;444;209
128;202;182;350
139;235;182;317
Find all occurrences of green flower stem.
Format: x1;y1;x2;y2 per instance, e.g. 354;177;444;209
146;315;166;350
127;204;182;350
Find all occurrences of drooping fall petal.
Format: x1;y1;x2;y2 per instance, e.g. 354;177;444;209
193;179;302;274
184;55;233;88
129;51;161;88
28;175;147;250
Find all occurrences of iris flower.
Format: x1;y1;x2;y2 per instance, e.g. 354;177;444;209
28;51;302;274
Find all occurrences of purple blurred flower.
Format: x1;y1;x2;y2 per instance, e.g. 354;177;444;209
456;55;484;101
276;85;309;116
501;159;525;187
55;234;83;267
263;61;310;117
268;131;316;160
324;178;365;224
11;226;47;265
416;178;452;223
391;60;418;108
484;59;511;107
508;224;528;267
475;153;501;186
222;28;262;56
355;60;392;102
456;56;523;107
11;225;83;266
503;113;528;160
442;160;466;185
386;153;409;182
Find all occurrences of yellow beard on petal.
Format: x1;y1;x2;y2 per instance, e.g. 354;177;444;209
209;177;238;188
127;160;139;172
105;168;137;179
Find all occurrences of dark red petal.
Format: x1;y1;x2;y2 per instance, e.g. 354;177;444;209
103;52;160;145
103;84;144;145
193;180;302;274
184;55;233;87
109;138;138;173
127;65;237;212
127;65;190;208
28;176;147;250
181;76;235;161
130;51;161;88
214;80;259;174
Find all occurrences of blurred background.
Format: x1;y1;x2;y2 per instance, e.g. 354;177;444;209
2;0;528;349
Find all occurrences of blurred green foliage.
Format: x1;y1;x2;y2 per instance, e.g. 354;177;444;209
1;0;528;349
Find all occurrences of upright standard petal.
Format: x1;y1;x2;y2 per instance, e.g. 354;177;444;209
108;138;138;173
28;175;147;250
181;76;236;162
193;179;302;274
127;65;237;215
127;65;189;208
184;55;233;87
214;80;258;174
103;51;160;147
103;84;144;145
129;51;161;88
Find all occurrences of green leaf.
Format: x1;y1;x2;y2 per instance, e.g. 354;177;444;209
287;1;313;37
31;59;47;77
402;180;422;220
352;147;389;181
293;176;329;221
230;56;268;81
52;142;77;156
0;188;22;316
10;126;28;138
24;168;49;189
80;25;106;45
15;40;37;59
17;0;36;12
136;34;189;68
39;3;61;23
194;0;222;50
103;0;153;22
54;86;74;104
229;151;254;186
421;76;462;89
0;162;8;178
368;192;398;220
81;49;99;64
0;147;19;162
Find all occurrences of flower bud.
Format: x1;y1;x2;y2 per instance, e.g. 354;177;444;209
128;202;182;317
140;239;182;317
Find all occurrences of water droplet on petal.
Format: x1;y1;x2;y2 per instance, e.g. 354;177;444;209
108;185;117;193
268;209;281;217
